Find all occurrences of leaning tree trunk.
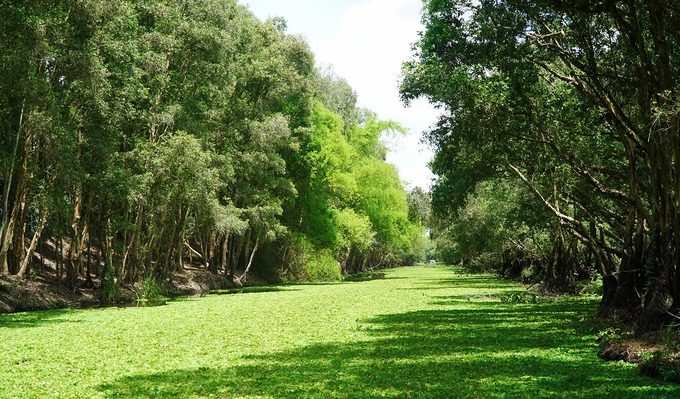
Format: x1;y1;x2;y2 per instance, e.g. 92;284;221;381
16;207;49;278
599;207;646;318
235;236;259;287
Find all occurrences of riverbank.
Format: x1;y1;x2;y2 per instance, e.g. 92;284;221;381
0;266;242;313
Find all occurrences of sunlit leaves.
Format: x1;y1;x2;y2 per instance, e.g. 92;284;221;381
0;0;425;284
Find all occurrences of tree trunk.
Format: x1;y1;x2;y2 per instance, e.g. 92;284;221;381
16;207;49;278
66;184;83;292
0;124;32;275
207;233;217;274
0;102;26;275
122;203;143;284
221;234;229;274
229;234;246;283
12;191;28;275
100;218;116;290
236;236;259;286
56;236;63;282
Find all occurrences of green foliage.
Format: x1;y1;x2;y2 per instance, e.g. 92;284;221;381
313;66;360;131
335;208;374;254
407;186;431;228
596;327;623;348
499;291;543;304
305;250;342;282
638;325;680;383
289;101;425;274
402;0;614;290
295;102;355;249
139;276;166;301
354;160;412;249
576;279;603;296
275;233;312;282
0;0;424;289
349;113;405;160
402;0;680;330
1;266;677;398
432;179;544;274
101;267;122;305
639;353;680;384
277;233;341;282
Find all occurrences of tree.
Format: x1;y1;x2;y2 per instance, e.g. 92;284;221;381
402;0;680;331
407;187;431;229
0;0;424;296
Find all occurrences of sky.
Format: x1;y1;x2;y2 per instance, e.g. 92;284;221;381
243;0;439;190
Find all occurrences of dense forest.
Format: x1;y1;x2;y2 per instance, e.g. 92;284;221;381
0;0;427;301
9;0;680;336
401;0;680;332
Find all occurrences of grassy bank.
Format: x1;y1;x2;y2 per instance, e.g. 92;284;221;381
0;266;678;398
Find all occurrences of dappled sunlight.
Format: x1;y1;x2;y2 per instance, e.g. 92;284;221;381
100;326;673;398
2;266;677;398
0;308;81;329
99;268;678;399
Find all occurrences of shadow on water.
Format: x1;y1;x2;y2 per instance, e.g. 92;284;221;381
209;286;295;295
0;308;79;329
0;298;175;328
111;299;169;308
99;299;680;399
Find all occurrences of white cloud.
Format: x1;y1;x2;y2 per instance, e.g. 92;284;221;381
318;0;419;114
318;0;436;189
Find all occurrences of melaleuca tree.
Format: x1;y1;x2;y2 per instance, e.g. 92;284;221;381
402;0;680;330
407;187;431;229
0;0;426;293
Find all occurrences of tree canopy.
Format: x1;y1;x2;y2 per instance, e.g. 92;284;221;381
401;0;680;331
0;0;426;298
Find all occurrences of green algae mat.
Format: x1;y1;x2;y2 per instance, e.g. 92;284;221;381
1;266;678;398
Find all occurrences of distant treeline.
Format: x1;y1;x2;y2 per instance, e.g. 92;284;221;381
0;0;427;298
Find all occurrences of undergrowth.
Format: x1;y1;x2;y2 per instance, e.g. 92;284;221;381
139;276;167;301
499;291;544;304
638;324;680;383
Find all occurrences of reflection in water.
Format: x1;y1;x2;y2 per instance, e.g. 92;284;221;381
343;273;386;282
111;300;168;308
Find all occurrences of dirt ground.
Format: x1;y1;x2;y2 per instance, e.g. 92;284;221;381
0;265;243;313
599;333;680;383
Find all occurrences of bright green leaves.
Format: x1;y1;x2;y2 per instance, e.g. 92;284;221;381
354;160;407;244
307;102;357;202
0;0;426;285
297;103;358;250
355;160;425;261
290;101;425;276
335;208;375;254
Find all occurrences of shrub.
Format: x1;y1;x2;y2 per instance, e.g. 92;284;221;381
639;352;680;383
278;233;342;282
306;250;342;282
140;276;166;301
576;279;603;296
101;268;122;305
595;327;622;347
